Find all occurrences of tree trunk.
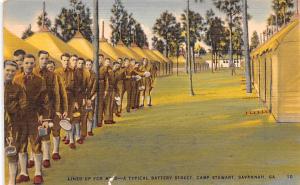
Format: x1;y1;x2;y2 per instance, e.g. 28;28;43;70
176;49;179;76
187;0;195;96
211;50;214;73
242;0;252;93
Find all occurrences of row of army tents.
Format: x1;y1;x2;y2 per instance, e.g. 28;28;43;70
250;17;300;123
4;27;173;77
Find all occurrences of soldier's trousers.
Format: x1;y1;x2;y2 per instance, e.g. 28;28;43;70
77;94;88;138
104;90;116;121
131;80;138;109
123;79;132;111
20;112;42;154
42;109;61;141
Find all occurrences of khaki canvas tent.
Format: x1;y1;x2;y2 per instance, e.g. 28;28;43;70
115;41;143;61
25;29;85;66
68;31;113;60
99;38;127;61
143;47;167;75
251;18;300;122
4;28;39;60
152;49;172;75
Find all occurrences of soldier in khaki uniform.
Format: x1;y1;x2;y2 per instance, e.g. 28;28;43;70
55;53;78;149
14;54;49;185
131;61;143;110
114;62;126;116
31;51;60;168
103;59;119;124
95;54;107;127
4;60;27;185
140;58;154;107
13;49;26;74
85;59;96;135
48;60;69;148
74;58;90;143
122;58;133;113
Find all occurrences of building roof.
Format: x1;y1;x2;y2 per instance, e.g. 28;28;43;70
68;31;113;60
25;30;86;65
251;18;299;57
4;28;39;60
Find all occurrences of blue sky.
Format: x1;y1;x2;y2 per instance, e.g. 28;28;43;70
3;0;273;45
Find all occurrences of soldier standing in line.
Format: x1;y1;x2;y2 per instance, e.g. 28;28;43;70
55;53;78;149
14;54;49;184
35;51;62;167
47;60;69;151
131;61;143;110
103;59;120;124
96;54;107;127
13;49;26;74
122;58;133;113
115;59;126;116
140;58;154;107
74;58;90;143
85;59;96;136
4;60;27;185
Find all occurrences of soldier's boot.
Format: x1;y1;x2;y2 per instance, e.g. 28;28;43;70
87;120;94;136
52;137;61;160
33;153;44;185
16;153;30;183
147;96;152;106
64;134;70;145
42;141;51;168
75;123;83;144
8;161;17;185
27;150;34;168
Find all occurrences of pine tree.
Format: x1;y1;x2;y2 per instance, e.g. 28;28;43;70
21;24;34;39
153;11;177;57
52;0;93;42
250;31;260;51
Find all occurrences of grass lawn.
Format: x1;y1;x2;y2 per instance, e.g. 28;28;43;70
5;69;300;185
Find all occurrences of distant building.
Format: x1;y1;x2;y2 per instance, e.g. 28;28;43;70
206;58;242;69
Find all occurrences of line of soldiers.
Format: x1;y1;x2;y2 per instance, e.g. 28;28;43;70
4;49;156;185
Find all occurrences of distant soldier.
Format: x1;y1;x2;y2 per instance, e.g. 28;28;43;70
55;53;78;149
74;58;90;142
131;61;143;110
14;54;49;184
122;58;133;113
96;54;107;127
103;59;119;124
4;60;27;185
112;62;124;117
140;58;154;107
13;49;26;74
85;59;96;135
115;58;126;116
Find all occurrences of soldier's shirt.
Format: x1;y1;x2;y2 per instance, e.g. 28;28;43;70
87;70;97;99
106;68;119;94
14;72;49;118
74;68;90;98
57;75;68;113
33;67;60;113
4;81;27;123
55;67;75;94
